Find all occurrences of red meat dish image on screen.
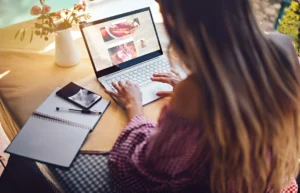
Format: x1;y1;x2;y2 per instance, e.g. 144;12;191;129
108;41;137;65
100;27;115;42
100;18;140;42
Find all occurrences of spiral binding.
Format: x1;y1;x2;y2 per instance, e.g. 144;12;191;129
33;111;92;131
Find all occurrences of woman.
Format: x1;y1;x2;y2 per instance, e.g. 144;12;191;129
105;0;300;192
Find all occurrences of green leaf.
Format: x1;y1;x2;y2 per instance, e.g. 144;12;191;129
14;29;22;39
30;30;34;43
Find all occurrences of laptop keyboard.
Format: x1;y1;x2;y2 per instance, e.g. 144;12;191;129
106;59;171;91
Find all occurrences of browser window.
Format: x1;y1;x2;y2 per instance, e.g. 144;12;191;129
82;10;160;71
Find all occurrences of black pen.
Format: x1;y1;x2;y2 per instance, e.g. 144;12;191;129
56;107;102;115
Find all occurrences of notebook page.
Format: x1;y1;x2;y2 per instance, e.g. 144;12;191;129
5;115;89;167
36;88;110;130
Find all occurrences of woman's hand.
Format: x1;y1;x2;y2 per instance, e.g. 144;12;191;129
105;81;143;119
151;69;182;97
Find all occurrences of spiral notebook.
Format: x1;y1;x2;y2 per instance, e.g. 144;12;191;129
5;88;110;168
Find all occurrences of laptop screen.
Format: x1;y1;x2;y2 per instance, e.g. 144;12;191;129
81;8;162;74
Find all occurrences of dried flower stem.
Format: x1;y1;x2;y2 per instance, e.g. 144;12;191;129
15;0;90;43
40;0;45;6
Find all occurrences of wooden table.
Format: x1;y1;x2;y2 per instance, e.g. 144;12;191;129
0;14;170;153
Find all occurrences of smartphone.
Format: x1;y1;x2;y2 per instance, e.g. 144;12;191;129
56;82;102;109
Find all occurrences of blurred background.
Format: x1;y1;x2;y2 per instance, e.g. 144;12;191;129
0;0;78;28
0;0;285;31
253;0;283;31
0;0;161;28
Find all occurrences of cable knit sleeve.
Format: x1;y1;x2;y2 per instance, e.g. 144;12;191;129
108;106;207;193
108;115;158;192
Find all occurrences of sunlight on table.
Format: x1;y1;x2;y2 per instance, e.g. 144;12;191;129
0;71;10;80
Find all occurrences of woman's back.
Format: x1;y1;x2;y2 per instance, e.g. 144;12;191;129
164;32;300;192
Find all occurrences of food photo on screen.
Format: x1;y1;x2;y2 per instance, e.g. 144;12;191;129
100;18;140;42
137;39;147;49
108;41;137;65
100;27;115;42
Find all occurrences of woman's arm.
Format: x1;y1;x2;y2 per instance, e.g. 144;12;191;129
108;104;206;192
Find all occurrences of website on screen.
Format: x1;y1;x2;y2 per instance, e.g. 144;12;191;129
83;10;160;71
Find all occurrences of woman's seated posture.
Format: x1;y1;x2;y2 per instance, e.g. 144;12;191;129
105;0;300;192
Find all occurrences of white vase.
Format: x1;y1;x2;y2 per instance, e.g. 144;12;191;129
55;28;80;67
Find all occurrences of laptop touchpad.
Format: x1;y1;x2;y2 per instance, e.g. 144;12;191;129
141;82;173;105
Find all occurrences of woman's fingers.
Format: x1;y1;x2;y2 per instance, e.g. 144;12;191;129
153;70;181;80
112;82;121;92
173;77;182;83
152;73;172;77
118;81;125;90
104;89;119;98
151;77;170;84
171;69;181;78
156;91;172;97
126;81;139;89
126;80;134;86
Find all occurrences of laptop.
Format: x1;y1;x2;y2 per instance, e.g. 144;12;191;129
80;7;172;105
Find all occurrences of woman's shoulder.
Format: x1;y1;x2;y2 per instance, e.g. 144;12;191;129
170;74;202;120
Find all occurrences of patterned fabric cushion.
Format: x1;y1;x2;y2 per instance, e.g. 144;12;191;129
49;153;118;193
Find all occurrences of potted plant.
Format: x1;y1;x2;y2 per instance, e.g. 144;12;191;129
278;0;300;55
15;0;91;67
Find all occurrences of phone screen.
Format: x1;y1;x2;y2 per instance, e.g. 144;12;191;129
56;82;101;109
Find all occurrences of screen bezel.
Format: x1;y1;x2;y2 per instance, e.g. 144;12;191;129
80;7;163;78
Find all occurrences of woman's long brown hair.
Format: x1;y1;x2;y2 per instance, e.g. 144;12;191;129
157;0;300;192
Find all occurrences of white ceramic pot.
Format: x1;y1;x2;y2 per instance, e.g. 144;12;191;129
55;28;80;67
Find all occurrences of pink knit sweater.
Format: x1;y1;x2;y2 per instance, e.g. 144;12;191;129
109;105;298;193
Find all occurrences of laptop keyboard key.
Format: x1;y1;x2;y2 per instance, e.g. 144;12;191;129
106;59;170;87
